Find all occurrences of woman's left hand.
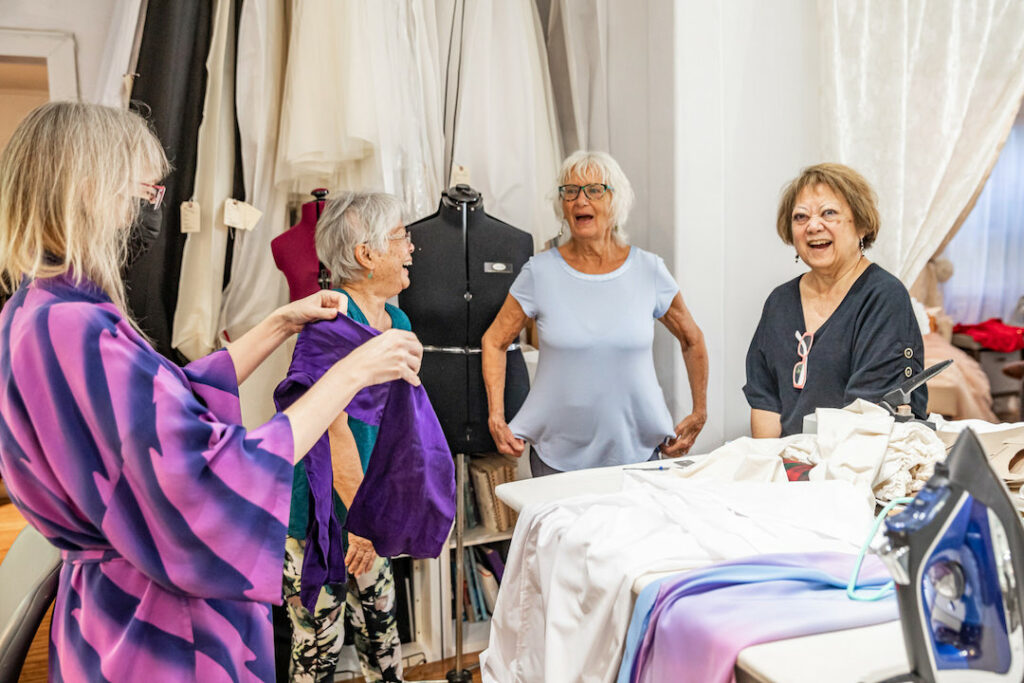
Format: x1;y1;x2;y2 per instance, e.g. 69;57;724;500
345;533;378;577
661;411;707;457
275;290;346;335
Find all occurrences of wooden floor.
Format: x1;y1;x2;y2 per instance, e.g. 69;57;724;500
337;651;483;682
0;503;50;683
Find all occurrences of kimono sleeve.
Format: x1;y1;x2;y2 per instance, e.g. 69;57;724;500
508;257;538;317
845;282;927;417
31;302;294;602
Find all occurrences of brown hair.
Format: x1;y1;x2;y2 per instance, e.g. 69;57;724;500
776;163;880;249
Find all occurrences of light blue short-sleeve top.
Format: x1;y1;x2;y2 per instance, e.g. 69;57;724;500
508;246;679;470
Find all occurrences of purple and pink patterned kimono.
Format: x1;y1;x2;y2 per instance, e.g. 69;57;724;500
0;273;294;682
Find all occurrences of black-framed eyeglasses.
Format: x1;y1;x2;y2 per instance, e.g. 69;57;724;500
387;229;412;245
558;183;613;201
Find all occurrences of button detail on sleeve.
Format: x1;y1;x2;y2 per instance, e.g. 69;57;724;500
904;348;913;359
904;367;913;377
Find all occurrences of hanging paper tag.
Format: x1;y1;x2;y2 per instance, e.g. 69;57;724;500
240;201;263;231
180;200;200;233
449;163;471;187
223;198;243;229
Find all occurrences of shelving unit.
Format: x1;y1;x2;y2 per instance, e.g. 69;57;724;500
412;524;514;662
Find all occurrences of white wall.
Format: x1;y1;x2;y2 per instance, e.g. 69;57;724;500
1;0;119;101
674;0;822;451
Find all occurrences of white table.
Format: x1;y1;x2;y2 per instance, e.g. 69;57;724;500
495;461;912;683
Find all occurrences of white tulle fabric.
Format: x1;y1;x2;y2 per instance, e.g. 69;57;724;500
820;0;1024;286
274;0;444;222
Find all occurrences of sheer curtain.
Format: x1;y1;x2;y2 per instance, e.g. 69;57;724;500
820;0;1024;286
943;107;1024;325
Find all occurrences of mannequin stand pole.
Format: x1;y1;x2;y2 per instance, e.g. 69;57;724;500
446;452;473;683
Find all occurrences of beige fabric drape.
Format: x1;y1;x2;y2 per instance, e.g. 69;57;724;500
820;0;1024;286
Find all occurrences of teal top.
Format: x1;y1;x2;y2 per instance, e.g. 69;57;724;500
287;291;412;538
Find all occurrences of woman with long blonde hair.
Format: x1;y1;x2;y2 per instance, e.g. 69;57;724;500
0;101;422;682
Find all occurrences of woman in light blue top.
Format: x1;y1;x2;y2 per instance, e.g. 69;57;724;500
481;151;708;475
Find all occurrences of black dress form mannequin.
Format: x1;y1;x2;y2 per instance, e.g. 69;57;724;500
270;188;332;302
401;185;533;453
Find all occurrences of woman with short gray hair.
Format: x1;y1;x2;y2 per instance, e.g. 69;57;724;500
482;151;709;476
282;191;415;682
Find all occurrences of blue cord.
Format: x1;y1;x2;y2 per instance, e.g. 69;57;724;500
846;496;914;601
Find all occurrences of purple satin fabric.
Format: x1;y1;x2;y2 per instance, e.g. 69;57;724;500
631;552;897;683
274;315;455;611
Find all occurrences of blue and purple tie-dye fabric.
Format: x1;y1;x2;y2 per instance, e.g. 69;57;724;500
0;274;294;683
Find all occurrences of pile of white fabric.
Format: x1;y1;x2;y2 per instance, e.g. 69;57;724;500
680;399;946;506
480;477;875;683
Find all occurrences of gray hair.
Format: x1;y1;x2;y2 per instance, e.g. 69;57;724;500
315;191;404;285
0;101;168;318
554;150;635;243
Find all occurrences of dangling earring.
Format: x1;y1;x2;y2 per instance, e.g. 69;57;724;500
859;237;865;253
794;252;800;263
367;269;374;280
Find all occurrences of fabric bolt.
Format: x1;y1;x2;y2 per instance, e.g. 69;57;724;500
172;0;239;361
952;318;1024;353
744;263;926;436
221;0;292;428
125;0;213;358
0;273;294;682
508;247;678;470
275;0;444;221
619;553;897;683
479;476;875;683
274;313;455;612
820;0;1024;286
438;0;563;250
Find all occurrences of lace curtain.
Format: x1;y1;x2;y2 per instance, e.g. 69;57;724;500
820;0;1024;286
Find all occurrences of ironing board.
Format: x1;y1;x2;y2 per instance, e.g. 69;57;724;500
495;461;912;683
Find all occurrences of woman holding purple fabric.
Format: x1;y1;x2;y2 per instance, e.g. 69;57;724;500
0;102;422;682
278;192;416;682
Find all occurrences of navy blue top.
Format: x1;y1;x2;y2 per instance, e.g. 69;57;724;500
743;263;926;436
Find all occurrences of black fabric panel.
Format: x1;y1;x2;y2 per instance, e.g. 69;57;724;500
125;1;213;360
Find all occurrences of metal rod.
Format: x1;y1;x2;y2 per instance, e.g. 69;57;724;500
454;451;465;671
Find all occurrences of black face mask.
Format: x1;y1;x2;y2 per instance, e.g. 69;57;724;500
126;201;163;266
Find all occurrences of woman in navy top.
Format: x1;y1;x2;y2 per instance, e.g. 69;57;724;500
744;163;926;437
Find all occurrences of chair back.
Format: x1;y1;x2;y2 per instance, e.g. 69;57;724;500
0;524;61;683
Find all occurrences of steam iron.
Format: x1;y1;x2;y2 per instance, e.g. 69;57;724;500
876;429;1024;682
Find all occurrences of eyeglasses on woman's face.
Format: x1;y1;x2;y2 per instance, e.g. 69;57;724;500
558;183;613;202
138;182;165;210
387;228;412;246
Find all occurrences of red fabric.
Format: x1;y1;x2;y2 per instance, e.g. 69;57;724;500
953;318;1024;353
270;200;323;302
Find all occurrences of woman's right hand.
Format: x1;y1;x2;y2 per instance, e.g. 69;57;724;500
488;414;525;457
340;329;423;388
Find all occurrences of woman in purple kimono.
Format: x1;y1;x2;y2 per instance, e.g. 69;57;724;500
0;102;422;682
